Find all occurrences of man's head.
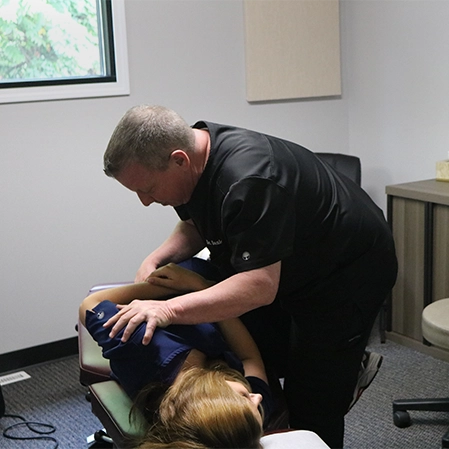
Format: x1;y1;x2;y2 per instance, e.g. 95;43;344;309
103;105;195;178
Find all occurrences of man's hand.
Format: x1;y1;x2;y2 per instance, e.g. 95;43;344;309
103;299;174;345
135;257;158;283
146;263;214;292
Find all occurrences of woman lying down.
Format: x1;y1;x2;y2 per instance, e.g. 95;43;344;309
79;259;274;449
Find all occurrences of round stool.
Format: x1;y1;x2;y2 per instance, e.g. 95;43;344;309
422;298;449;350
393;297;449;449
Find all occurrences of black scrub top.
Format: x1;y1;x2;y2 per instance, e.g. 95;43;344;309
175;121;394;305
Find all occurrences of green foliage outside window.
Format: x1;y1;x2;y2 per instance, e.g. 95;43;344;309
0;0;102;83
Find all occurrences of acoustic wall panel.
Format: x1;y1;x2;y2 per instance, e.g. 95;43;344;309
244;0;341;102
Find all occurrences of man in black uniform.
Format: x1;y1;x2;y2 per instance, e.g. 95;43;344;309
102;105;397;448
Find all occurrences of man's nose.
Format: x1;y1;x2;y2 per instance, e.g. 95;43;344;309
137;192;155;206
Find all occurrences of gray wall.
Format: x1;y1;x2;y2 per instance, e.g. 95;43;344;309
342;0;449;204
0;0;447;355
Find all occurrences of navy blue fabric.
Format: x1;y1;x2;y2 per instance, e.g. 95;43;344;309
177;257;222;282
85;258;274;424
86;300;243;399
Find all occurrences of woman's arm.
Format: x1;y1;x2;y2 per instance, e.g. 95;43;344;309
79;263;267;383
105;262;281;346
79;264;212;326
217;318;268;383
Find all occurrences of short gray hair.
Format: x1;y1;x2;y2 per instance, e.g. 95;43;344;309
103;105;195;177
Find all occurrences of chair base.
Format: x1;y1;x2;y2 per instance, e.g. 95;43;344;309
393;397;449;448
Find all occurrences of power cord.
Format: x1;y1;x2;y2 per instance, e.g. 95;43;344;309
2;413;58;448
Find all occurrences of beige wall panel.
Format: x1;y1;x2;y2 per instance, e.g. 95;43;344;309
244;0;341;101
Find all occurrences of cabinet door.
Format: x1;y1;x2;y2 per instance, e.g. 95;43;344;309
391;197;425;341
433;204;449;302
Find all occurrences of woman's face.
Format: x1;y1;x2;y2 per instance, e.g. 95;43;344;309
226;381;263;427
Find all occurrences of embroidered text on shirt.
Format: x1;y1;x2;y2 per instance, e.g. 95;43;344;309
206;239;222;246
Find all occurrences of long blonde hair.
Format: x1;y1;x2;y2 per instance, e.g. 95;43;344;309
138;366;263;449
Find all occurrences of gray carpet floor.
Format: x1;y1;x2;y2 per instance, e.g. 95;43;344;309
0;355;102;448
345;331;449;449
1;328;449;448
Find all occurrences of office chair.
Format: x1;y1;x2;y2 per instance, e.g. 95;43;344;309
315;152;361;186
393;297;449;448
316;151;392;344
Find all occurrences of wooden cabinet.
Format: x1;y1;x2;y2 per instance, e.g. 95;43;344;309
386;179;449;362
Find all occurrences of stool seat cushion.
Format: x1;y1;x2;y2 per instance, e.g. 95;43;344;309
422;298;449;350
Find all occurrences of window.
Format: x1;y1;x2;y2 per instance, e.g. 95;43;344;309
0;0;129;104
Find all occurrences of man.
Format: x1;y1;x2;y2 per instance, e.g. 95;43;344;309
102;105;397;448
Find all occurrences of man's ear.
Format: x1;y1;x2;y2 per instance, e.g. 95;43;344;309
170;149;190;168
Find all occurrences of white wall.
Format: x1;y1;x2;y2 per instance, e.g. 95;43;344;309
2;0;447;355
341;0;449;209
0;0;349;355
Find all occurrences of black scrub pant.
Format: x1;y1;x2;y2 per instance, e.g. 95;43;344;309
241;247;398;449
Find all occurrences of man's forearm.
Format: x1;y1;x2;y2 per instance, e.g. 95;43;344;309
103;262;281;346
167;262;280;325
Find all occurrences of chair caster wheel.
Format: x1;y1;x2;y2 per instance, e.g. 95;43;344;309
393;410;411;428
94;430;113;443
